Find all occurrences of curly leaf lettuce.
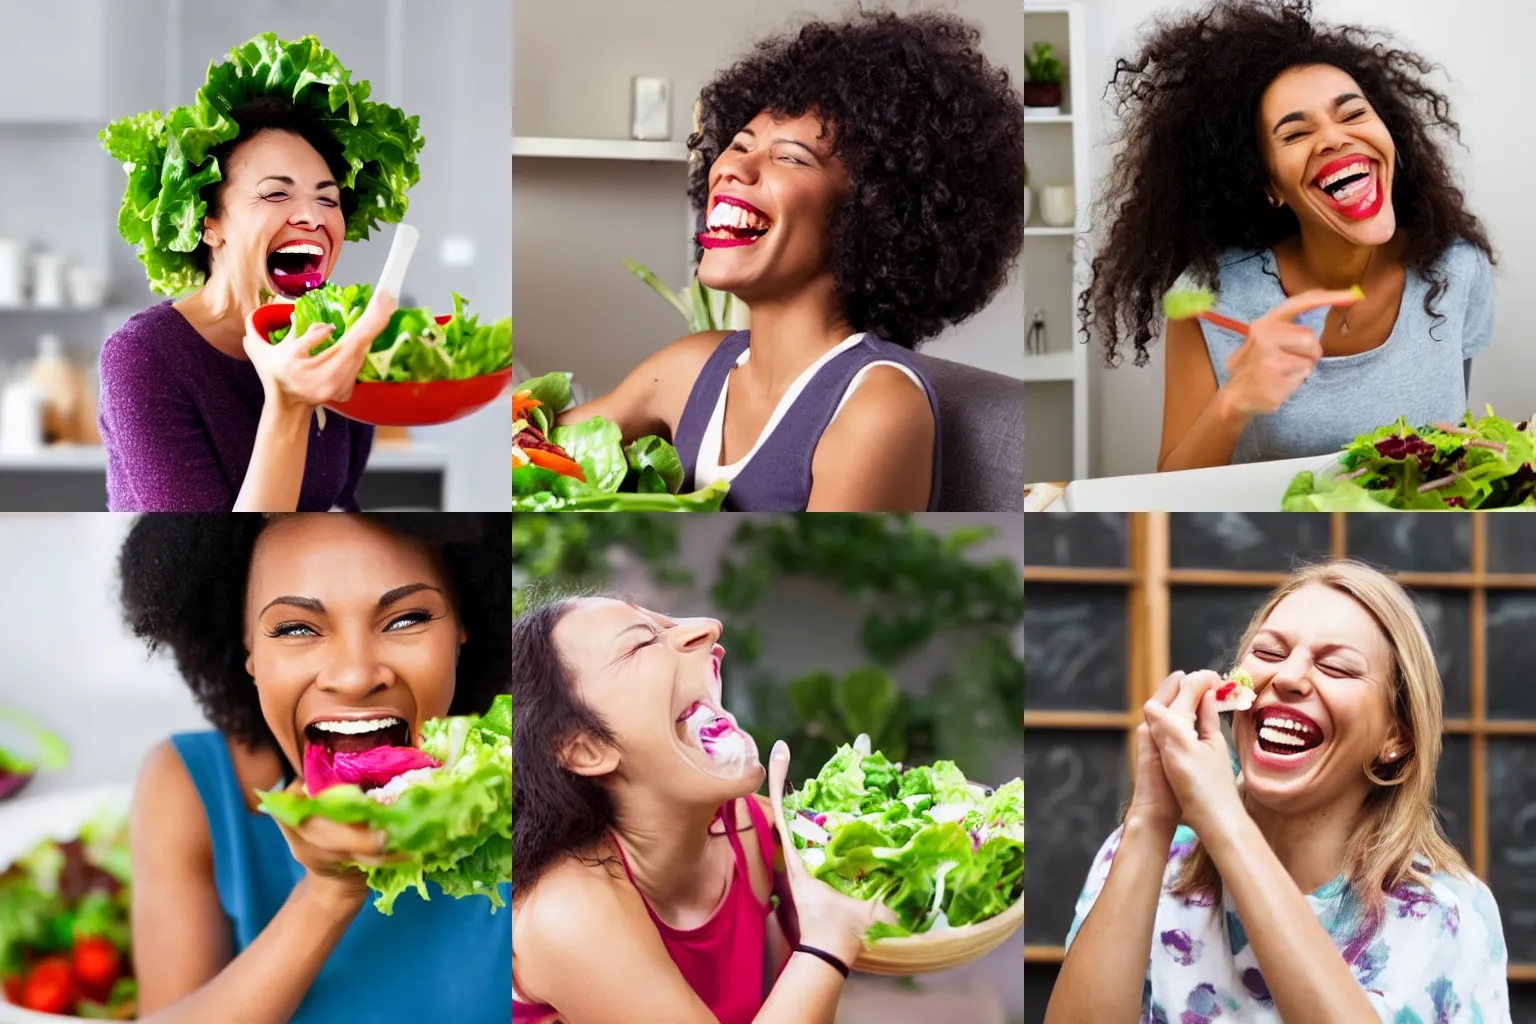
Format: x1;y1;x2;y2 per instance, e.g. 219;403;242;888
101;33;425;295
257;695;511;915
783;744;1023;939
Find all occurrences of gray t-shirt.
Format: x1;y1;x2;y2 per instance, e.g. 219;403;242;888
1196;241;1494;463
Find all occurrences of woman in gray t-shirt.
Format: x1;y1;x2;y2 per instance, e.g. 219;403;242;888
1077;0;1496;469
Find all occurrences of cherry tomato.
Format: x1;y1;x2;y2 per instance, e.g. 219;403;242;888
72;937;120;1003
20;956;76;1015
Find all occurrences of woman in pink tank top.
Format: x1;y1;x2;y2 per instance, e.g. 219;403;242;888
511;597;897;1024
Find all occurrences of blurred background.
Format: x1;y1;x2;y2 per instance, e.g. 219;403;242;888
513;512;1025;1024
1022;512;1536;1021
511;0;1024;401
0;0;511;510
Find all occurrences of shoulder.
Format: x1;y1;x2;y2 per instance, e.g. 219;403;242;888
100;303;187;382
1411;868;1505;936
1432;238;1494;293
516;850;641;952
656;330;736;374
131;739;212;863
827;361;933;436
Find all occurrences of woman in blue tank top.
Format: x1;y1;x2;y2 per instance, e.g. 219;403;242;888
114;513;510;1024
557;11;1025;511
1078;0;1497;471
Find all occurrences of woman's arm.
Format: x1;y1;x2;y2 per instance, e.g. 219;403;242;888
232;401;314;512
1157;317;1250;471
1200;817;1378;1023
557;332;727;443
1043;817;1173;1024
130;742;365;1024
807;367;933;511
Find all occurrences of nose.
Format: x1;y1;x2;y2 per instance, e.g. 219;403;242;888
1266;653;1315;697
1314;120;1355;155
669;617;723;653
712;147;761;191
315;628;391;698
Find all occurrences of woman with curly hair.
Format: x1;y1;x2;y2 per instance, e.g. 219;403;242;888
1046;561;1509;1022
1079;0;1496;471
116;513;509;1023
559;10;1024;511
98;36;425;511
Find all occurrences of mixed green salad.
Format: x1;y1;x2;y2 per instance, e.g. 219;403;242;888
0;807;136;1019
512;371;728;512
267;282;512;384
1283;409;1536;510
258;694;511;915
0;710;69;802
783;743;1024;941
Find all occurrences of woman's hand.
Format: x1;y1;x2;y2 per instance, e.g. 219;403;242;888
268;780;405;913
768;740;898;967
1141;671;1247;842
1220;289;1360;417
1126;671;1187;834
242;290;398;415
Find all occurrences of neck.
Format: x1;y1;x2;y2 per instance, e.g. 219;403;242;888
737;280;855;394
1294;225;1377;290
609;789;728;911
1243;788;1366;895
175;270;268;358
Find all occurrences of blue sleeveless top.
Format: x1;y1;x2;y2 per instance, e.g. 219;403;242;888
1195;240;1494;463
170;732;511;1024
673;331;942;511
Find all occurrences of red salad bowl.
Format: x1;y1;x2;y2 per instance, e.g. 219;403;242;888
250;303;512;427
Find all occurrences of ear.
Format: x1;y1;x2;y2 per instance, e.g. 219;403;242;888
560;733;620;778
1382;722;1413;763
244;643;253;679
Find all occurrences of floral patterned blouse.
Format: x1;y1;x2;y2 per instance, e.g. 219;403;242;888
1066;825;1512;1023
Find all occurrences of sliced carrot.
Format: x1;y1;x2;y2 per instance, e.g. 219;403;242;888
523;446;586;482
512;390;543;421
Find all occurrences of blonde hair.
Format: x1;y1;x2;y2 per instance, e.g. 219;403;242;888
1169;559;1468;912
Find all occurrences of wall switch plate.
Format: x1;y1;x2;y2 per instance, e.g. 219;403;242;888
632;77;671;140
439;236;476;267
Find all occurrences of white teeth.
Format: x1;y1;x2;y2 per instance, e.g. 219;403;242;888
706;202;767;231
1260;717;1315;734
274;241;323;256
1318;162;1371;190
312;717;402;735
1258;726;1309;748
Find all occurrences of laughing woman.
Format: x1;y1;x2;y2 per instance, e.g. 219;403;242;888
98;36;425;511
511;598;896;1024
118;514;510;1023
1080;0;1496;471
1046;561;1510;1023
558;11;1024;511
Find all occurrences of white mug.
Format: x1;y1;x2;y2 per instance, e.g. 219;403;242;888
32;251;67;308
0;240;24;307
66;267;109;308
1040;185;1075;228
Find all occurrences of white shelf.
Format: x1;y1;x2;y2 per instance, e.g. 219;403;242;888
512;136;688;162
1024;226;1075;237
1024;353;1077;382
0;444;448;472
0;306;109;314
1024;113;1073;124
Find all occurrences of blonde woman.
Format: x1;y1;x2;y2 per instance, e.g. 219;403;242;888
1045;561;1510;1023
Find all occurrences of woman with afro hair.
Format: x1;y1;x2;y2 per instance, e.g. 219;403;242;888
558;10;1024;511
1079;0;1496;471
116;513;509;1023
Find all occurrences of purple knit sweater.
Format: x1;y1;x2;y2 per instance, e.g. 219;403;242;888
98;301;373;511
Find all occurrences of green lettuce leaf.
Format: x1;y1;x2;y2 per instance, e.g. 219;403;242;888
513;413;728;512
625;435;685;494
257;694;511;915
550;419;628;493
102;33;426;295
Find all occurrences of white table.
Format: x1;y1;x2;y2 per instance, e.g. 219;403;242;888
1027;454;1337;511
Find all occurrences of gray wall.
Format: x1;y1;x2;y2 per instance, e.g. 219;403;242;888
512;0;1025;393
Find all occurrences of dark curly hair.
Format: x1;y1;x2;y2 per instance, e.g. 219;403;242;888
192;95;360;277
688;9;1024;348
1080;0;1495;367
118;513;509;771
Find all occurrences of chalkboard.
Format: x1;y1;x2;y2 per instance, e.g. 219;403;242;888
1168;588;1271;674
1024;512;1127;568
1345;515;1472;573
1435;733;1471;861
1485;593;1536;720
1486;518;1536;574
1510;983;1536;1022
1486;738;1536;964
1024;964;1058;1024
1024;730;1130;947
1025;586;1128;712
1408;590;1471;720
1169;513;1332;570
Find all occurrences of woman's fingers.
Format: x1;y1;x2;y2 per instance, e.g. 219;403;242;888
768;741;808;882
297;816;389;856
1195;686;1222;741
1262;287;1362;325
1169;670;1221;718
1152;670;1185;707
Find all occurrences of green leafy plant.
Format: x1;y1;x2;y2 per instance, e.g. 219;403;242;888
101;33;425;296
622;259;750;333
512;515;687;617
1025;42;1063;85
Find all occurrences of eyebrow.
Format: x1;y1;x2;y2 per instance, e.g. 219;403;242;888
258;583;442;617
1273;93;1365;133
258;175;340;190
1255;629;1365;660
772;137;818;157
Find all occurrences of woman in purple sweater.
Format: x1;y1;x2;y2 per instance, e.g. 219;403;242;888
98;37;423;511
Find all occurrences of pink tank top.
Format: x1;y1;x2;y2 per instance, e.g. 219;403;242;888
513;797;777;1024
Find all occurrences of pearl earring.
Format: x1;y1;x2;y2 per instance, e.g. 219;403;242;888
1387;750;1397;759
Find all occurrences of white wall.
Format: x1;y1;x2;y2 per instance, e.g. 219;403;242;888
1059;0;1535;478
513;0;1025;393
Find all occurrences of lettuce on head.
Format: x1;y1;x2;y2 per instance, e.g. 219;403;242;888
101;33;425;295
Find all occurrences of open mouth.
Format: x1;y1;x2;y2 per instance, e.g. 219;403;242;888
267;238;328;298
1253;706;1325;758
304;716;411;761
1311;157;1384;221
675;699;755;768
698;195;771;249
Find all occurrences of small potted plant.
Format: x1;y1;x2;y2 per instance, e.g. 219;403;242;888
1024;42;1064;112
